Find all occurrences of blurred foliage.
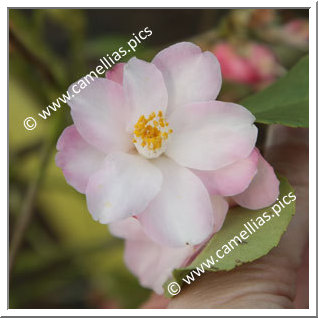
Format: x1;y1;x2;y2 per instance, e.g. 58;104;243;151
9;8;308;309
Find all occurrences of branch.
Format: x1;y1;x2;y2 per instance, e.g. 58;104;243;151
9;140;53;276
9;26;59;89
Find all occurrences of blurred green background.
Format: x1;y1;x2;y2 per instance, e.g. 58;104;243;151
9;8;309;309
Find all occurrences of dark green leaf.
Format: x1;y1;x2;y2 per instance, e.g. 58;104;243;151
240;55;309;127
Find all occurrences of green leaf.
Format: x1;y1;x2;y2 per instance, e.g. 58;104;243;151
164;175;295;298
240;55;309;127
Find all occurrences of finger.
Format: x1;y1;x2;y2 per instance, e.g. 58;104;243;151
264;125;309;268
140;293;169;309
293;245;309;308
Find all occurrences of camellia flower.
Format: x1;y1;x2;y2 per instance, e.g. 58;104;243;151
56;42;279;292
213;42;282;87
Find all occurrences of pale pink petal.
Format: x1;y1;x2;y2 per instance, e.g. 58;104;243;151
123;57;168;129
106;62;125;84
169;195;229;268
109;217;146;241
138;156;214;247
152;42;222;115
184;194;230;266
110;218;194;294
125;240;193;295
166;101;258;170
193;148;259;196
233;149;280;209
211;195;229;233
68;78;131;153
55;125;105;193
86;152;162;224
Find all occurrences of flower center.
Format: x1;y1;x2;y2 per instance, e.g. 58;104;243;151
133;110;173;159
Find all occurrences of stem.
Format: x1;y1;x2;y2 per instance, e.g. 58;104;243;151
9;140;53;276
9;23;65;275
9;26;59;89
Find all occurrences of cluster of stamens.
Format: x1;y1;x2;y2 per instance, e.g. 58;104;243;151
133;110;173;159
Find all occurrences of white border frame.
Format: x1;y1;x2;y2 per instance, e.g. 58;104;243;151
4;1;316;316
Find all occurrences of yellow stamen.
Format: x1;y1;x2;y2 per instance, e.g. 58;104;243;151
133;110;172;152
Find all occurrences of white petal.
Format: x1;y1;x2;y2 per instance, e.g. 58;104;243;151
123;57;168;129
138;156;214;247
86;152;162;223
210;195;229;233
152;42;222;114
110;218;194;294
166;101;258;170
68;78;131;153
55;125;105;193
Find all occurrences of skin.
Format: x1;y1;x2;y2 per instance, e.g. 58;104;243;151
142;125;309;309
